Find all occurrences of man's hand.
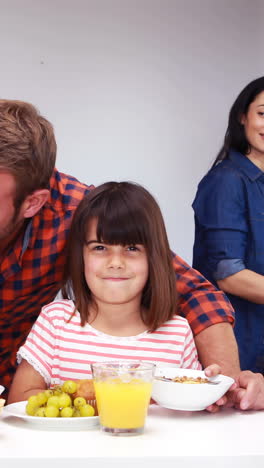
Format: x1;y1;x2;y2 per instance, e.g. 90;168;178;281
228;371;264;410
204;366;264;412
204;364;236;412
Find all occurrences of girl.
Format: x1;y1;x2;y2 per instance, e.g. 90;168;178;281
9;181;202;403
193;76;264;374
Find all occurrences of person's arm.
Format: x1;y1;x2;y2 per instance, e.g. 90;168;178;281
193;168;248;294
7;304;55;403
171;256;264;410
8;359;47;403
173;254;235;329
195;322;240;377
173;254;237;371
192;167;264;304
218;269;264;304
199;329;264;411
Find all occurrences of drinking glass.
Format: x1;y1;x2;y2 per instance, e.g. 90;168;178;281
91;361;155;436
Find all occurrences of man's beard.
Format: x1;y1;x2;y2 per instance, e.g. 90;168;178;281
0;207;25;251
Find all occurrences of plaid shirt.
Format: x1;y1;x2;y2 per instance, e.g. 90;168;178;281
0;169;92;393
0;172;234;394
173;254;234;334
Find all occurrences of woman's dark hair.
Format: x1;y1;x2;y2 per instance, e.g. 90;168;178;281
213;76;264;166
62;181;178;331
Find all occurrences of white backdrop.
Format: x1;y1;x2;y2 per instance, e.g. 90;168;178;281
0;0;263;263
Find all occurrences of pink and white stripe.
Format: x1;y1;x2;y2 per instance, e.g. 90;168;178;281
18;300;201;386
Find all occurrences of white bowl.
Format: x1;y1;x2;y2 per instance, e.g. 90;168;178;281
152;368;234;411
0;385;5;414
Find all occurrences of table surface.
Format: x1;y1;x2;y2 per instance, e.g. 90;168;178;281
0;404;263;468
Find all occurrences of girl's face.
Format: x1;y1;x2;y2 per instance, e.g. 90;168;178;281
241;91;264;159
83;218;149;309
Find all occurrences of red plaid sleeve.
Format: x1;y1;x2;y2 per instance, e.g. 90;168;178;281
173;253;235;335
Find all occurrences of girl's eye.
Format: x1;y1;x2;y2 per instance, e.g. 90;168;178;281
93;244;106;251
127;245;139;251
258;112;264;116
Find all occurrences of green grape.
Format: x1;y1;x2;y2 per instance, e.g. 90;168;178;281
27;395;39;409
58;393;72;408
46;395;60;408
79;404;95;417
35;407;46;417
45;405;59;417
60;407;74;418
61;380;78;394
52;385;63;396
25;384;95;419
26;402;38;416
73;397;86;408
36;392;48;406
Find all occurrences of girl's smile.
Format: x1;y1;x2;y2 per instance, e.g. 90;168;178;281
103;277;129;280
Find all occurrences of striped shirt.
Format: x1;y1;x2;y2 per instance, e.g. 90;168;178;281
17;300;201;386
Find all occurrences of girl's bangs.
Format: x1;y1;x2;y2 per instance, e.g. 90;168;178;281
90;198;148;246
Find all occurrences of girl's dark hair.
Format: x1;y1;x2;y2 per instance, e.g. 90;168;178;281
62;181;178;331
213;76;264;166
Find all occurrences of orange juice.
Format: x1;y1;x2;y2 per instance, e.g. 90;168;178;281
94;378;152;429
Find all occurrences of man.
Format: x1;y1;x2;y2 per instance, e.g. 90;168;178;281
0;99;263;410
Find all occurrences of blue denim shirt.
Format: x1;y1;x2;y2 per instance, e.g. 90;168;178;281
192;150;264;373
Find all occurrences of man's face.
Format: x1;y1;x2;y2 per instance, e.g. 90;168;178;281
0;171;25;243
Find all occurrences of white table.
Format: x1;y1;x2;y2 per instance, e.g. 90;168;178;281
0;405;263;468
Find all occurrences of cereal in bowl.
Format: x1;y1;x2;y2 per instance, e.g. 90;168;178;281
171;376;209;384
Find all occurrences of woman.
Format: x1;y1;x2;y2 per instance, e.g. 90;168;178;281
192;76;264;373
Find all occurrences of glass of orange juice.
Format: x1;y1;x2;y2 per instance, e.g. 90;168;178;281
91;361;155;436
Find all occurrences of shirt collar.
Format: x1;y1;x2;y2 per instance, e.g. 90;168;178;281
229;149;264;181
22;218;33;253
